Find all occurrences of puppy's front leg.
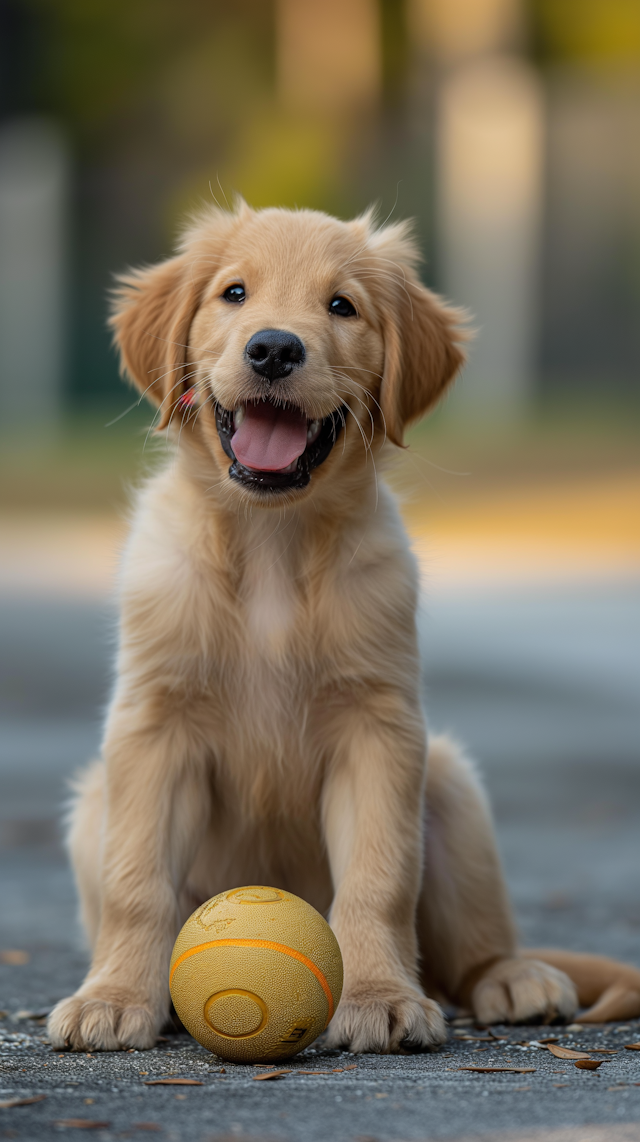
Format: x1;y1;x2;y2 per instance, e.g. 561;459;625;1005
322;697;445;1053
49;704;211;1051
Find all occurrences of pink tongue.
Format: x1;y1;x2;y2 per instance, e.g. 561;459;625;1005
231;403;308;472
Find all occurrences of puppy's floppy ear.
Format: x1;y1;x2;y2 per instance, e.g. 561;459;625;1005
366;220;466;447
109;254;204;429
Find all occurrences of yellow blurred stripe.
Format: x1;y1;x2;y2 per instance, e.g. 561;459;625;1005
403;474;640;588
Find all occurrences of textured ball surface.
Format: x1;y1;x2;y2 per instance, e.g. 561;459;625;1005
169;886;343;1063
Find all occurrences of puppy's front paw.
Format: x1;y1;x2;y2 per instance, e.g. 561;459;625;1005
325;982;446;1054
48;990;159;1051
472;957;577;1025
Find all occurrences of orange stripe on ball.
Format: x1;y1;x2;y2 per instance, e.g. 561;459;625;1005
169;938;335;1022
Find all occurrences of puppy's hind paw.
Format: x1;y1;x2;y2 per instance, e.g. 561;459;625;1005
472;957;577;1025
325;982;446;1054
48;993;158;1052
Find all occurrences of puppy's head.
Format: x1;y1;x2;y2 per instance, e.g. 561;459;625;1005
111;202;465;506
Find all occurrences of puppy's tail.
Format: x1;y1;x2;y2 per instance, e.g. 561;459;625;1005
523;948;640;1022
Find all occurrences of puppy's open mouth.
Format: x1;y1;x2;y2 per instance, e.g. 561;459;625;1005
215;400;347;491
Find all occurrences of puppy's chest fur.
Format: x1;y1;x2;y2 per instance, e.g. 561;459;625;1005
207;528;337;816
240;538;299;656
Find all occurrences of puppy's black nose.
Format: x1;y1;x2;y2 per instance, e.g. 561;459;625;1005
245;329;305;382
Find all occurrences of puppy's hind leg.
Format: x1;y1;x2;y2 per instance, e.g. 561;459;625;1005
418;735;578;1025
66;760;106;949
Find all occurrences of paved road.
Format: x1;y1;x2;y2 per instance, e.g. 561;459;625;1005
1;579;639;1140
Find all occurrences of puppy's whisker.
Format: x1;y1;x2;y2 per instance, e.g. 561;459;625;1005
343;396;380;510
141;376;193;450
330;371;387;447
123;368;185;413
207;181;224;212
334;405;348;457
333;378;376;448
329;364;384;383
336;388;374;449
146;359;214;389
341;394;376;455
216;173;231;211
163;373;203;439
104;399;146;428
336;375;385;422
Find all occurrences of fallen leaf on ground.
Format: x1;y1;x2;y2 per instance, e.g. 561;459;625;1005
512;1085;531;1091
454;1033;494;1041
132;1126;162;1133
536;1036;559;1044
589;1048;618;1054
252;1070;292;1081
0;1095;46;1109
54;1121;110;1130
457;1066;536;1074
0;950;29;965
544;1044;592;1060
552;1083;569;1087
574;1059;603;1070
608;1085;629;1091
144;1078;202;1086
624;1042;640;1050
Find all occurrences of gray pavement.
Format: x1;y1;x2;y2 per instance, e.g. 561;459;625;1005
1;579;640;1140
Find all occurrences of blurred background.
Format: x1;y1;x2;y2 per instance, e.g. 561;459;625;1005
0;0;638;1003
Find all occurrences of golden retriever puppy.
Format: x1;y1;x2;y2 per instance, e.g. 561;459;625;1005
49;203;640;1053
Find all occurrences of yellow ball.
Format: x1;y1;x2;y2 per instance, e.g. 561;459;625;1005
169;886;343;1063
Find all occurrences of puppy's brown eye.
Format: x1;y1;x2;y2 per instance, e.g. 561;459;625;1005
223;284;245;304
329;295;356;318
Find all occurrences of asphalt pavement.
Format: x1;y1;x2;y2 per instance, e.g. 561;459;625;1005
1;576;640;1141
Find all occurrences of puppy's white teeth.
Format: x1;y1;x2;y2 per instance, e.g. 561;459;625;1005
307;419;321;444
233;407;245;429
281;460;298;474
